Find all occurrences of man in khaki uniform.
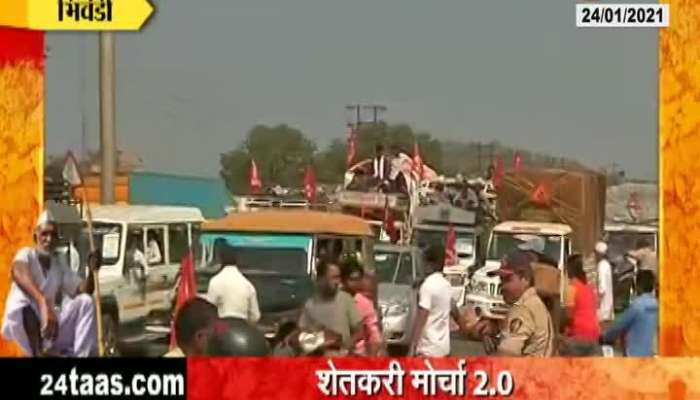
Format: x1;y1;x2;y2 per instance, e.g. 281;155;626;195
454;251;555;356
518;237;562;335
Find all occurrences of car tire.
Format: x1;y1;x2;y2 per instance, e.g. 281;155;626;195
101;314;121;357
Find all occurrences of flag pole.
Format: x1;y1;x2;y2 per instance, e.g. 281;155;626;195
65;152;105;357
82;189;105;357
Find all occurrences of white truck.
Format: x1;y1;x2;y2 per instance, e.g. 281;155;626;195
465;221;573;318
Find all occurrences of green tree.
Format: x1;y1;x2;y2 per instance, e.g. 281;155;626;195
314;138;347;184
219;124;316;193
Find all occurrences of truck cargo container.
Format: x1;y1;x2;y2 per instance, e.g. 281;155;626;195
496;167;606;255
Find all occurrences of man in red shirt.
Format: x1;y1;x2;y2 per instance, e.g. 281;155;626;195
561;254;601;356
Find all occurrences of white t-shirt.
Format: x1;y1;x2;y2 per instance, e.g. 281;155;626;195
416;272;452;357
147;240;162;264
207;265;261;323
597;259;614;321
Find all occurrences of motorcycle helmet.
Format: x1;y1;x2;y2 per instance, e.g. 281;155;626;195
207;317;270;357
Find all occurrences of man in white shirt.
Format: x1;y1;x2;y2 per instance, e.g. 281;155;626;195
595;241;614;324
206;244;261;323
1;210;100;357
146;231;163;265
410;245;453;357
372;144;390;191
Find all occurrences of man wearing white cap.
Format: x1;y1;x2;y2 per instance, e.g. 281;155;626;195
595;241;614;325
1;210;101;357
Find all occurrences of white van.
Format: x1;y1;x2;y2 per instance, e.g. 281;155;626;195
80;205;205;356
465;221;572;318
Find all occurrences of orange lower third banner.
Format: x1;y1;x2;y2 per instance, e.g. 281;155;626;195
187;357;699;399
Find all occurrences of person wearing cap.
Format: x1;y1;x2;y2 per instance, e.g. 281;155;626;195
482;250;556;356
518;237;563;336
595;241;615;325
1;210;101;357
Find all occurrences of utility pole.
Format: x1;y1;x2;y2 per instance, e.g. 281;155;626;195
345;105;362;130
99;32;116;204
78;35;87;161
363;105;387;124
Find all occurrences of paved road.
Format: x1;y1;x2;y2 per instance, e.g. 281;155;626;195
451;334;487;356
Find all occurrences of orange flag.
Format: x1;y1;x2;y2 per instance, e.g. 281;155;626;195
170;250;196;350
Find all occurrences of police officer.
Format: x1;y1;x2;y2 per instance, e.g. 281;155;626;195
475;250;555;356
518;237;563;335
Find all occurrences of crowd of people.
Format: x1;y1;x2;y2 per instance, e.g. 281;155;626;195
0;206;658;358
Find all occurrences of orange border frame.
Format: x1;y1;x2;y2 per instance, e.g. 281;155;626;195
659;0;700;357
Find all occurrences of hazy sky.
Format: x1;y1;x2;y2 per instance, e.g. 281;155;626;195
45;0;658;180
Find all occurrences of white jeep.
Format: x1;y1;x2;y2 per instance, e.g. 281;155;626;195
465;221;572;318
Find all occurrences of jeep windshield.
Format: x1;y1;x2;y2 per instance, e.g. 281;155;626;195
374;250;414;285
233;247;308;276
487;232;562;262
78;222;122;266
196;246;309;293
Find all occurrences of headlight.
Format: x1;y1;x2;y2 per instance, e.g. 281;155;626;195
384;303;409;317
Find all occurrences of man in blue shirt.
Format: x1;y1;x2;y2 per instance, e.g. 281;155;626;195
600;270;658;356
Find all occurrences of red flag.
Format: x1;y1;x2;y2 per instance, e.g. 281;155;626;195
304;165;317;204
346;125;357;167
445;225;458;266
383;198;399;243
493;157;505;188
412;142;424;181
249;159;262;194
170;251;196;350
513;152;523;172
